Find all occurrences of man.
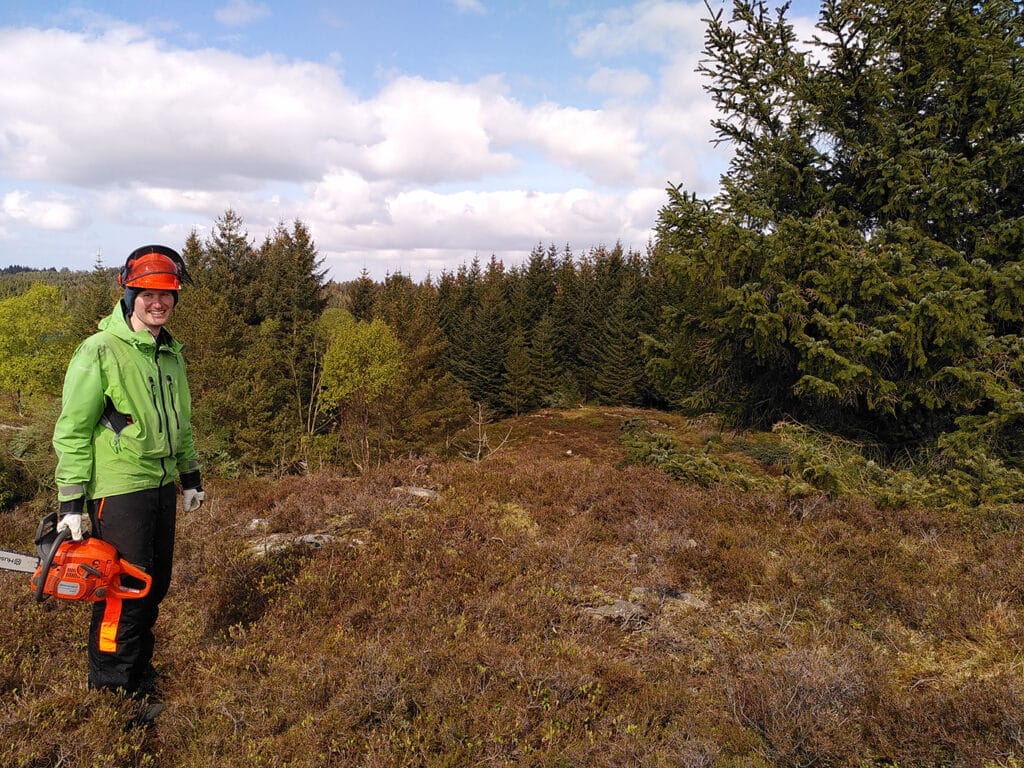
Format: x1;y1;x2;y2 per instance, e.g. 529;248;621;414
52;244;204;702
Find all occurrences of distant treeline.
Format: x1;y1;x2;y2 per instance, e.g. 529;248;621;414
171;211;669;474
0;211;668;478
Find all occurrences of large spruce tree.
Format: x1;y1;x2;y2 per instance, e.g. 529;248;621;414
652;0;1024;461
178;211;328;471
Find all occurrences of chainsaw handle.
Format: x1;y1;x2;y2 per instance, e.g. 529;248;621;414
34;528;69;603
106;560;153;600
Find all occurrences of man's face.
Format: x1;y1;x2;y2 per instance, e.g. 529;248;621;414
132;290;175;333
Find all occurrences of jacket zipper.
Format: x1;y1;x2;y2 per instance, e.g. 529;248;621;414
154;348;176;488
166;374;180;429
154;353;174;450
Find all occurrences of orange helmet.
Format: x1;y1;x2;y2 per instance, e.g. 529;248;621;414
118;245;190;290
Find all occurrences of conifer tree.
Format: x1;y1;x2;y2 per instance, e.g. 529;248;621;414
466;257;511;411
348;268;378;321
578;246;627;401
591;289;644;405
548;248;586;403
372;273;471;450
176;229;246;398
503;326;535;415
528;311;565;406
638;242;673;400
189;209;261;323
253;220;328;464
652;0;1024;458
254;220;326;328
180;212;328;470
508;243;558;332
66;256;118;342
435;269;459;337
439;259;483;393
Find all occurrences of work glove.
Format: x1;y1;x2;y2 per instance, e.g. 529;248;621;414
180;470;205;512
182;487;205;512
57;498;85;541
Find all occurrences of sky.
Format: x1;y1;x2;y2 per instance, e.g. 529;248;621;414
0;0;820;282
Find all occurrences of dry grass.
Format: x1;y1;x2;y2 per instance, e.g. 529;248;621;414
1;407;1022;767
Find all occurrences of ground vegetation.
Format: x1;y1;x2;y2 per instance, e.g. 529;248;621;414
0;408;1021;766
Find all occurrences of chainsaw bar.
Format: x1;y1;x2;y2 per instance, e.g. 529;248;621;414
0;548;39;574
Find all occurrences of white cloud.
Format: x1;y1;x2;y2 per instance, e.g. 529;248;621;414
310;184;665;280
519;104;646;186
572;0;707;58
0;27;371;188
2;190;87;230
306;185;660;258
640;50;727;193
448;0;486;14
567;0;725;192
306;171;392;227
214;0;271;28
483;94;646;186
586;67;653;100
134;187;226;214
363;77;517;184
0;10;715;279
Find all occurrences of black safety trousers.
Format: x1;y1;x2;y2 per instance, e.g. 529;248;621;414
86;483;176;695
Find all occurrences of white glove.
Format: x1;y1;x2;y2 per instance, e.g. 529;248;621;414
182;488;205;512
56;513;84;541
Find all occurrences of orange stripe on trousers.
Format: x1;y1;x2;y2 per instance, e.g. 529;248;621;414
94;498;120;653
99;597;122;653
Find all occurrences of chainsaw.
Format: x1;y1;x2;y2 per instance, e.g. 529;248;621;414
0;512;152;602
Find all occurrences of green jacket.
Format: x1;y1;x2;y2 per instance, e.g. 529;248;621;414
53;304;199;502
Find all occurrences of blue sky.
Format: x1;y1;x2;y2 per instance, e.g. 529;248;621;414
0;0;820;280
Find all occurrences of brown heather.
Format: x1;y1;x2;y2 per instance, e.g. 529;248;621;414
1;407;1022;767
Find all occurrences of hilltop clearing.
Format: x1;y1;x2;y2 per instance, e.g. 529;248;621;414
1;407;1021;767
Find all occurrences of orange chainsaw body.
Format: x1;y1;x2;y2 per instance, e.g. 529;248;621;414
31;536;152;602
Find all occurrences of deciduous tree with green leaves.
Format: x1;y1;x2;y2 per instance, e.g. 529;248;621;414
0;283;73;414
318;309;406;472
